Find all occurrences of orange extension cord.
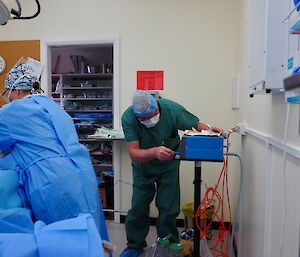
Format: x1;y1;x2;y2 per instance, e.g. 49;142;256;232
194;128;236;257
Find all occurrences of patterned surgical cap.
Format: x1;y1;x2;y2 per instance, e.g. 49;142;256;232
5;63;39;90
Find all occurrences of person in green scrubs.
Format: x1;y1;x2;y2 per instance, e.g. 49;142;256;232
120;90;223;257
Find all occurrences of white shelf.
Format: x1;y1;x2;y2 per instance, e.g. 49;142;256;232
92;164;113;168
61;73;113;78
90;151;112;156
63;98;112;100
66;109;112;113
80;138;112;142
63;87;112;90
73;118;112;120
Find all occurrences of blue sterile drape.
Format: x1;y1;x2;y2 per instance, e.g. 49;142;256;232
0;95;108;240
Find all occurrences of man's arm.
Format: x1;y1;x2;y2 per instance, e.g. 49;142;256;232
126;140;175;163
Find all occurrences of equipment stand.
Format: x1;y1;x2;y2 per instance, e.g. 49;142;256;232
175;135;224;257
193;161;202;257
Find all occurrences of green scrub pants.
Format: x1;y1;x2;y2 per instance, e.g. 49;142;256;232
125;164;180;249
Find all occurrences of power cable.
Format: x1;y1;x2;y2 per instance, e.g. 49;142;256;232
13;0;40;20
280;103;290;257
224;152;243;257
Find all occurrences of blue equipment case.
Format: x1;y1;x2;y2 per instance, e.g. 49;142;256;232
175;135;224;161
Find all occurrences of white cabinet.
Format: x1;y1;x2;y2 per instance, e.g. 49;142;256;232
249;0;289;96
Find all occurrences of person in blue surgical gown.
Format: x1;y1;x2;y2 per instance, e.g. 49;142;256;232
0;57;108;241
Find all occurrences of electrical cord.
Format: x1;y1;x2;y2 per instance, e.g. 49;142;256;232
159;161;175;238
105;161;176;257
224;152;243;257
11;0;21;17
147;162;176;257
194;129;243;257
105;165;168;195
105;129;241;257
13;0;40;20
280;103;290;257
195;144;230;256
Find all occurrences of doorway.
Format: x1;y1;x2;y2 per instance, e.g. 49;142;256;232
41;38;121;222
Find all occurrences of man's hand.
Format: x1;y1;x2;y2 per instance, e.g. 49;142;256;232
211;126;225;137
154;146;174;160
196;122;225;137
126;141;175;163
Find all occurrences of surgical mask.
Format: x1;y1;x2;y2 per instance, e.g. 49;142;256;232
140;113;160;128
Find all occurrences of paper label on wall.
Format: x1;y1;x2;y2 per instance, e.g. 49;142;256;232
137;71;163;90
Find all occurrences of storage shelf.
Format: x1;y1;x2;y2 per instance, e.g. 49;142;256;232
93;164;113;168
67;110;112;113
52;73;112;76
51;48;115;215
63;87;112;90
61;73;113;78
75;127;98;131
79;138;112;142
63;98;112;100
90;151;112;156
73;118;112;120
88;137;124;140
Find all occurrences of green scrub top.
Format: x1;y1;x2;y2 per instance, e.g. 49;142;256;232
121;99;199;181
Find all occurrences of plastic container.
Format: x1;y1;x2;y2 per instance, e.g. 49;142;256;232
182;200;215;237
155;238;170;257
180;238;192;256
169;243;184;257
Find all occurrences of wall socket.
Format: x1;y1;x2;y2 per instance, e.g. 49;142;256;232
235;123;246;135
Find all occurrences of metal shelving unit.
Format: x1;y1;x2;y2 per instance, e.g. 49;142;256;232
73;118;112;121
62;87;112;90
64;109;111;111
51;72;114;213
62;98;112;100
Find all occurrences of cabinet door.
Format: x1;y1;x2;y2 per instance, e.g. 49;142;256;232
249;0;288;94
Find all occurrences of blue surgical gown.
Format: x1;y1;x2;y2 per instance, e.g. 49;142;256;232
0;95;108;240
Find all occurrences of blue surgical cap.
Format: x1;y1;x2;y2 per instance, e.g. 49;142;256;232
132;90;158;117
5;63;39;90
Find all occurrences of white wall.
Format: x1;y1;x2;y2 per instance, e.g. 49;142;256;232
237;0;300;256
0;0;239;221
